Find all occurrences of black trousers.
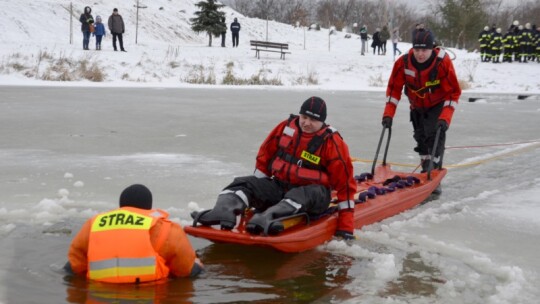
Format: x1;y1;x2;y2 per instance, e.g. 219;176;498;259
224;175;331;215
410;102;446;159
232;33;239;47
112;33;124;51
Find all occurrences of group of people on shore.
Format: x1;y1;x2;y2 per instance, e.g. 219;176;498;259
79;6;126;52
80;5;243;51
358;24;402;57
479;20;540;63
221;17;242;47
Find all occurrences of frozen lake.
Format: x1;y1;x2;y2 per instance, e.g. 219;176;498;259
0;86;539;303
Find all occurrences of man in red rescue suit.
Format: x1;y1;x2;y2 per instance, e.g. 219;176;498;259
193;97;357;240
382;29;461;185
66;184;203;283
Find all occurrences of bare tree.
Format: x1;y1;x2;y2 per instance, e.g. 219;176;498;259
230;0;254;15
280;0;310;26
225;0;539;50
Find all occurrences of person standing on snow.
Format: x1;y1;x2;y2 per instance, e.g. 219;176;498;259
220;17;227;47
66;184;203;283
108;8;126;52
93;15;106;50
478;26;492;62
391;28;402;56
372;28;381;55
381;30;461;190
502;27;515;63
380;25;390;55
230;17;241;47
192;97;357;240
490;28;503;63
79;6;94;50
360;25;368;55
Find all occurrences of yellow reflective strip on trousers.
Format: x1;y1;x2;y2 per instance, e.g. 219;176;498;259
89;265;156;280
281;216;305;229
91;210;152;232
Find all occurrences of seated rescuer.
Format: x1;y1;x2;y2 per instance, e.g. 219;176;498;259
66;184;203;283
381;29;461;173
193;97;357;240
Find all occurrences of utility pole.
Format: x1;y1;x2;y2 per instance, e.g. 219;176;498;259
135;0;148;44
70;2;73;44
328;26;335;51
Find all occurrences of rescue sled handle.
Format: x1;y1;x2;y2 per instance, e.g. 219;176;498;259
427;126;442;181
371;126;392;175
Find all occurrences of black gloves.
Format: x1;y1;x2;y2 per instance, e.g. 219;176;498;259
382;116;393;128
437;120;448;132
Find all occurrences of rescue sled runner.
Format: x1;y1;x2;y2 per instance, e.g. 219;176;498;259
185;127;446;253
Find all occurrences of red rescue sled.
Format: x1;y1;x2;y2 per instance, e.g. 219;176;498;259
185;165;446;253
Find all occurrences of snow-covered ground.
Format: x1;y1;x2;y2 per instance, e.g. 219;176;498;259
0;0;539;93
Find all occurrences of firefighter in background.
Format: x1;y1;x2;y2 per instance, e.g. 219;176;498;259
525;22;536;60
478;26;492;62
510;21;520;62
490;28;503;63
536;26;540;63
502;27;515;62
517;25;529;62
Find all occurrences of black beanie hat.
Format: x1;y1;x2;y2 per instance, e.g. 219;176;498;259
413;30;434;49
300;96;327;122
119;184;152;210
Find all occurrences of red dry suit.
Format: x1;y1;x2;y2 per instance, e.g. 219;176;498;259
383;48;461;126
255;115;356;232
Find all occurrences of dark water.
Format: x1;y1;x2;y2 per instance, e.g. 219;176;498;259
1;229;358;304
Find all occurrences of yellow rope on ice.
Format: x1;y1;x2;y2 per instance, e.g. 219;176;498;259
353;141;540;169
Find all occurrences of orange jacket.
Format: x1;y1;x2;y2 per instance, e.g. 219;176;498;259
255;116;356;205
383;48;461;125
68;207;199;282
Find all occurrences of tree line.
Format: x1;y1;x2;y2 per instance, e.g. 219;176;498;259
222;0;540;50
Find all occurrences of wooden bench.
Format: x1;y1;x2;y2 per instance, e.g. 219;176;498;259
250;40;291;60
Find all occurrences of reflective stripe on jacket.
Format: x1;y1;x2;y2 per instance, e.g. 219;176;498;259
88;207;170;283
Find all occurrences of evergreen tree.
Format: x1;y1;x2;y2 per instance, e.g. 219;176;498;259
190;0;227;47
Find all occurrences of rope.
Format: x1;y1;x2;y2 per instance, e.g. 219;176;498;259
446;139;540;150
353;140;540;170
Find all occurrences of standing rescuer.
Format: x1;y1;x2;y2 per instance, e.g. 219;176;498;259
66;184;203;283
381;29;461;187
192;97;357;240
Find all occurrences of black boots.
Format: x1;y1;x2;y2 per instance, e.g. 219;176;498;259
432;184;442;195
246;200;297;235
193;193;246;230
421;158;441;173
